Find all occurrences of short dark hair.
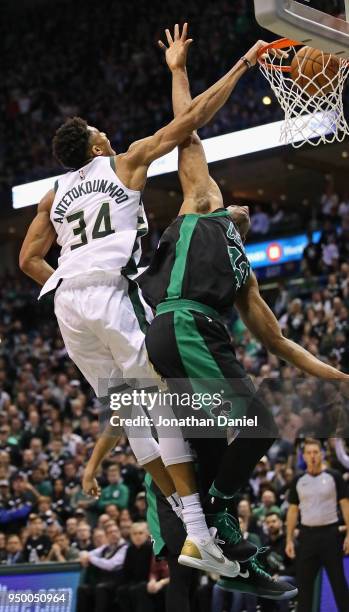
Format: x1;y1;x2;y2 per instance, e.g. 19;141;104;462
52;117;90;170
7;534;20;541
265;510;282;520
303;438;322;451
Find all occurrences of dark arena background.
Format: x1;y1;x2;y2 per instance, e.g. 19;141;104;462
0;1;349;611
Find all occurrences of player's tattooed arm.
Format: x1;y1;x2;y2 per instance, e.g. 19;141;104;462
235;273;349;381
117;36;270;191
161;24;222;214
19;190;56;285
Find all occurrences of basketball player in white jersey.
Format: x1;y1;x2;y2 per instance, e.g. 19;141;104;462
20;24;270;575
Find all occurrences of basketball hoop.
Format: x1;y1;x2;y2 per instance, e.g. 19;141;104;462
257;38;349;148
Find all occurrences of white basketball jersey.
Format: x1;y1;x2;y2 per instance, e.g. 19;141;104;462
40;157;147;297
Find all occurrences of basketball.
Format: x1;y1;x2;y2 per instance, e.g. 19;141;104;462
290;46;340;96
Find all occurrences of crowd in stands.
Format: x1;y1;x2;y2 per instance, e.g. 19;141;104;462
2;0;348;200
1;0;279;193
0;220;349;610
234;180;349;242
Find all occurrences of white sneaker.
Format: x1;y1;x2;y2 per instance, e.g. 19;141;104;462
178;527;240;578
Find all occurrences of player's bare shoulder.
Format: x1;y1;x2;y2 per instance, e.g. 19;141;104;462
38;189;55;213
112;147;148;192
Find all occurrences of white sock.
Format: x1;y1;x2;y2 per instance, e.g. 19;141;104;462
181;493;211;540
166;492;183;519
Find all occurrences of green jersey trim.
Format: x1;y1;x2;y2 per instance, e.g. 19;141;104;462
166;215;199;299
157;298;220;321
109;156;116;172
126;278;149;335
144;473;166;556
178;210;230;219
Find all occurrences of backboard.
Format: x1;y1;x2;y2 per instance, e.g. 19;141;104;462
254;0;349;55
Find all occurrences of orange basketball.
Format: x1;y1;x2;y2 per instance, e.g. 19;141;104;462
290;46;340;96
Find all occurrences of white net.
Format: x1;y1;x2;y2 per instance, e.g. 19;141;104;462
258;42;349;148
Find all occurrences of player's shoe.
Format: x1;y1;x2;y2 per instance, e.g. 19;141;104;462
208;511;258;563
217;556;298;600
178;527;240;578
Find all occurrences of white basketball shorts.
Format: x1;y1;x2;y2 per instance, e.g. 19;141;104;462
54;270;192;466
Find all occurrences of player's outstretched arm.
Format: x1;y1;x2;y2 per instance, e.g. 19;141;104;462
161;24;213;212
118;32;270;191
82;423;123;498
19;190;56;285
235;273;349;381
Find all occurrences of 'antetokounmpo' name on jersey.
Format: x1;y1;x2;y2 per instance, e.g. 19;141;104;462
53;180;129;224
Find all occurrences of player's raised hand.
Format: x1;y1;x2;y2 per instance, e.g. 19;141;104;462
245;40;289;66
158;23;193;72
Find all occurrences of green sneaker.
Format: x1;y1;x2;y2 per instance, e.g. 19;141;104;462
207;511;258;563
217;556;298;600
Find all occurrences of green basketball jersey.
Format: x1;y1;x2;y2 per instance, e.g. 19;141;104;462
140;209;251;313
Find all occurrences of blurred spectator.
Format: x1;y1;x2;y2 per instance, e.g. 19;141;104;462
114;448;145;503
78;523;128;612
275;398;303;444
253;490;281;521
92;528;107;548
66;517;78;543
97;464;130;512
0;479;32;531
0;532;6;562
22;514;51;562
129;556;170;612
302;232;321;276
72;522;93;552
119;511;133;541
250;205;270;235
279;299;304;343
4;534;24;564
30;465;53;497
47;532;80;562
260;512;296;612
104;504;120;523
21;410;50;449
269;201;285;230
51;478;72;521
237;499;262;538
273;282;290;318
320;182;339;218
0;426;21;466
322;235;340;271
338;193;349;218
131;491;147;521
116;522;153;612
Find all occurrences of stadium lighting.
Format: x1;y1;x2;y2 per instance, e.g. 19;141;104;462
262;96;272;106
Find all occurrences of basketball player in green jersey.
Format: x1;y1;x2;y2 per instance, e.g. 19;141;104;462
141;26;349;600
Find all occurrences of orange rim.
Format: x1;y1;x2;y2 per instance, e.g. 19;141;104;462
258;38;303;72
